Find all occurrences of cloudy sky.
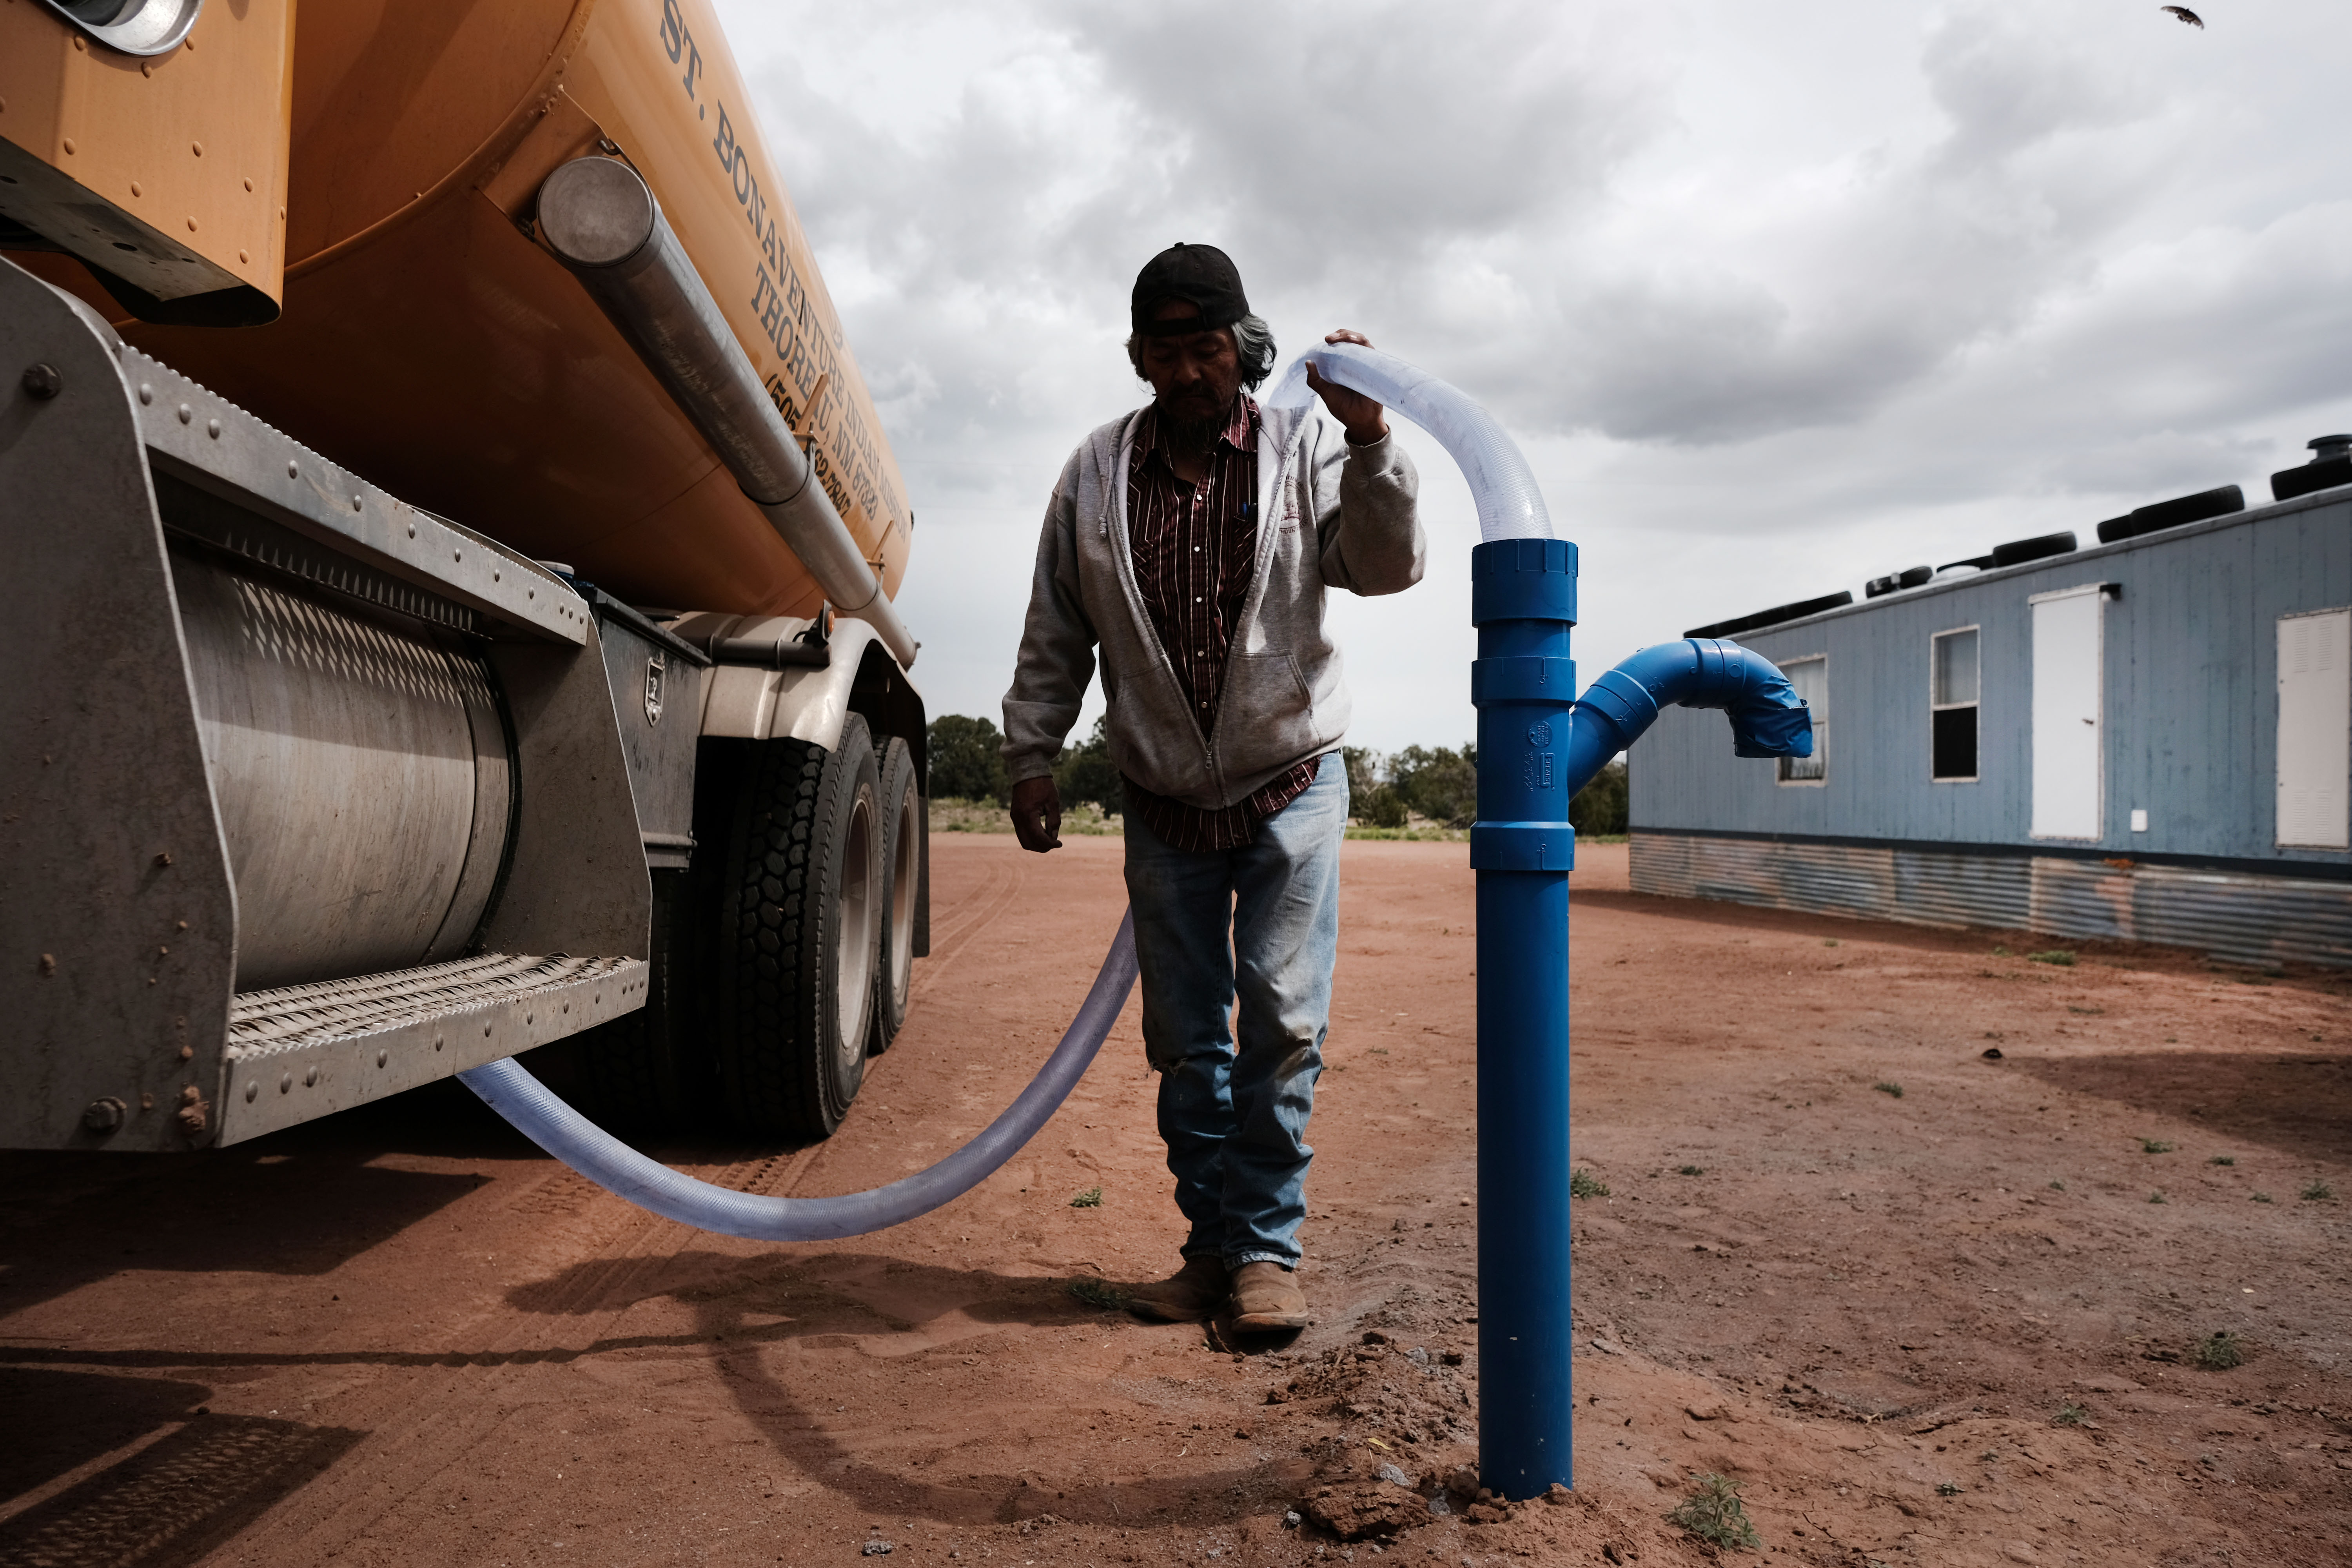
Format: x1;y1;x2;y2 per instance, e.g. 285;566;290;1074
712;0;2352;755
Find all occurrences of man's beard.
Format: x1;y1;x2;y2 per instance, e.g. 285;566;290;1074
1160;392;1228;457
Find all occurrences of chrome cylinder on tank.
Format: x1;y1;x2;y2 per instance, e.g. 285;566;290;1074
170;551;514;990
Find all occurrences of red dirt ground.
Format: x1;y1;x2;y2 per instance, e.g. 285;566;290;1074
4;838;2350;1567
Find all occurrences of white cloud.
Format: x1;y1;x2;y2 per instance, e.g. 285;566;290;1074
713;0;2352;750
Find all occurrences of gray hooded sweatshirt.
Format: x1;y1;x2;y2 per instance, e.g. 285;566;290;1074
1002;398;1424;810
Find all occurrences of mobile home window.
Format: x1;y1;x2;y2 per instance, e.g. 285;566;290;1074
1779;656;1826;782
1931;627;1980;781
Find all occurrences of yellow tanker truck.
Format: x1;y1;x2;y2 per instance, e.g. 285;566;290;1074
0;0;931;1150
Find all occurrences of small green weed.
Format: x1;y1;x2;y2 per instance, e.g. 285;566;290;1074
2029;950;2076;967
1991;945;2011;956
2301;1181;2334;1202
2253;1192;2274;1204
1569;1169;1611;1199
1874;1082;1904;1099
1936;1481;1963;1497
2054;1403;2088;1426
1677;1165;1705;1177
1823;938;1840;947
1069;1186;1103;1209
1067;1276;1125;1309
1978;1449;1998;1462
2149;1191;2168;1204
2194;1331;2246;1370
2048;1180;2066;1192
1666;1473;1762;1551
2141;1140;2175;1154
2210;1155;2236;1166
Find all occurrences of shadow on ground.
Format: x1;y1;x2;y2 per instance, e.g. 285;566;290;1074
2019;1049;2352;1165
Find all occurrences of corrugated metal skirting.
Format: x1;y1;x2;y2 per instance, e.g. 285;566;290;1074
1628;832;2352;969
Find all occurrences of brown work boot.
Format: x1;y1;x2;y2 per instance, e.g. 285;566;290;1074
1229;1261;1312;1330
1126;1256;1230;1323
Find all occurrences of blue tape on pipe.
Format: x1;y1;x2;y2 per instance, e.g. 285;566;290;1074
458;911;1138;1241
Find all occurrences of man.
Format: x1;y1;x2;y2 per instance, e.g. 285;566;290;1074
1001;243;1423;1329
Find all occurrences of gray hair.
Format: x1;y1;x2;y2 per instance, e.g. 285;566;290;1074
1125;313;1279;391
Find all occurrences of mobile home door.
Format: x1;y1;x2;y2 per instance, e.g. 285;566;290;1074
2031;586;2104;840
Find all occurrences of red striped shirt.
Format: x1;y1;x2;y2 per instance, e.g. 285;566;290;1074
1121;395;1319;852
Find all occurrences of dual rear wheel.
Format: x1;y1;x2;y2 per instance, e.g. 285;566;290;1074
545;714;922;1141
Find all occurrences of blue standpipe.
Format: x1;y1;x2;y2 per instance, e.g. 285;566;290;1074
1469;562;1812;1494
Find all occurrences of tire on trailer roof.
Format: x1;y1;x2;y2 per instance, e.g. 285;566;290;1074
871;733;920;1054
714;714;882;1138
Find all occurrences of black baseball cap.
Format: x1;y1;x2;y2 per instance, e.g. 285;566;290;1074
1132;243;1250;337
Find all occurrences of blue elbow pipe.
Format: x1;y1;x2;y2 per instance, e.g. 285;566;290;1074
1561;638;1814;801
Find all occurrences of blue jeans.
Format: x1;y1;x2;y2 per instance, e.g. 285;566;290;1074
1122;753;1346;1270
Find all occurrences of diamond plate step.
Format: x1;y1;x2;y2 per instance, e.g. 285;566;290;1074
218;953;648;1145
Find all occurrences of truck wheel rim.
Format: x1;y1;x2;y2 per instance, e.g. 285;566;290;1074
836;791;877;1069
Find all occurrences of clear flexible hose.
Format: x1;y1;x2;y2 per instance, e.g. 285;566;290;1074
457;347;1773;1245
458;913;1137;1240
1263;339;1552;542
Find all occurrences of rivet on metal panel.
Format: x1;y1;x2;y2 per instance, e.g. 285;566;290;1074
207;418;220;439
493;570;501;582
192;142;203;158
238;250;249;264
526;1014;534;1026
434;1036;444;1051
483;1023;492;1036
245;1081;258;1102
140;1093;153;1111
153;851;172;867
178;1045;193;1060
352;496;363;512
138;383;154;405
185;217;197;232
177;404;192;424
21;363;62;399
82;1098;126;1134
409;523;417;538
244;178;253;192
286;461;297;478
454;550;463;563
304;1064;319;1087
377;1049;388;1068
278;1071;291;1094
38;954;55;976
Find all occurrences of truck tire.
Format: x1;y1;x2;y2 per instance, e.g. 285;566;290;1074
533;866;717;1134
871;735;920;1053
715;716;882;1138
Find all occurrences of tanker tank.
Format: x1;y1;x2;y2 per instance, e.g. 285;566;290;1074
0;0;907;623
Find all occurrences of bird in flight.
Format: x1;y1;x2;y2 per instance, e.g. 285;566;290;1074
2160;5;2204;25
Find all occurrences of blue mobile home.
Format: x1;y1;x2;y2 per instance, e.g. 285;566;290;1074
1630;440;2352;968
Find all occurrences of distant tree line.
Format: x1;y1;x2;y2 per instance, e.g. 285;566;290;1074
1343;744;1626;834
926;715;1625;833
925;713;1119;813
